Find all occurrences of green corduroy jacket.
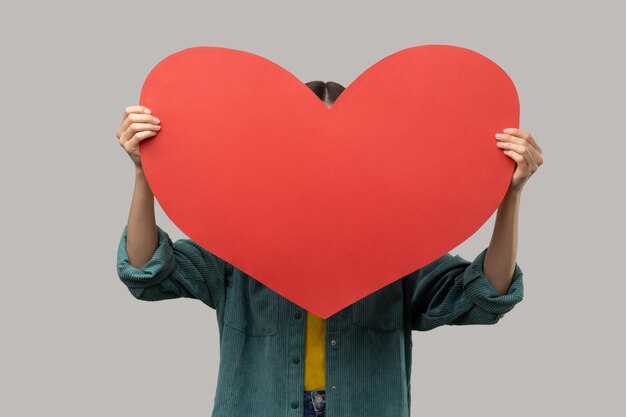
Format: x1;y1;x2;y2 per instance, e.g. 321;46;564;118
116;224;524;417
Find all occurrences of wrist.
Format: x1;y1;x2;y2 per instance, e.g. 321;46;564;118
508;186;522;196
502;187;522;204
133;166;154;198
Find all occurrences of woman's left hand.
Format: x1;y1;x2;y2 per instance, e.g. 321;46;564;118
495;127;544;193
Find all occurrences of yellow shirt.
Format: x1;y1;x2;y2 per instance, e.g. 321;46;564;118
303;311;325;390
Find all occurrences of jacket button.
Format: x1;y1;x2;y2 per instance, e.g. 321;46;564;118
330;339;336;345
291;401;299;409
292;356;300;364
331;385;336;390
294;311;302;319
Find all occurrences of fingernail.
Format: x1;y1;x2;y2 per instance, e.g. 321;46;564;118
144;108;151;113
503;128;513;133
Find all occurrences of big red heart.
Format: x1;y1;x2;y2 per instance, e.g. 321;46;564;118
139;45;518;318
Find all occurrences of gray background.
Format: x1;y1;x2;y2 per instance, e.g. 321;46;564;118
2;0;624;415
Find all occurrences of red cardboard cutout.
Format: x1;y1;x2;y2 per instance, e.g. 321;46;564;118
139;45;519;318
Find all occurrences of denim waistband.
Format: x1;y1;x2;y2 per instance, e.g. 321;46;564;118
303;389;326;417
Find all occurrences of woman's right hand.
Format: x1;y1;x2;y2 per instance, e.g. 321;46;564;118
116;105;161;168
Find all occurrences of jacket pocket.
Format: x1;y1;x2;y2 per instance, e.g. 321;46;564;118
223;270;279;336
352;279;404;331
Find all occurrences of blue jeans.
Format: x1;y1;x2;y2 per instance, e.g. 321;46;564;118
303;389;326;417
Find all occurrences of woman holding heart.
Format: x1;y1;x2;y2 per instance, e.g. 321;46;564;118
115;80;542;417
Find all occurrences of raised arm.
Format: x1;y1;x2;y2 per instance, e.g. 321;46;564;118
406;126;543;331
114;105;230;310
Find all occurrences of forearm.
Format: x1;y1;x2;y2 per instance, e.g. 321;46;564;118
484;189;521;295
126;166;158;269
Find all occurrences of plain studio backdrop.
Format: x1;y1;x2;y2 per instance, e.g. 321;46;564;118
1;0;623;415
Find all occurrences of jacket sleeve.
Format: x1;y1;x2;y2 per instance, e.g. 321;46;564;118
405;247;524;331
116;224;229;310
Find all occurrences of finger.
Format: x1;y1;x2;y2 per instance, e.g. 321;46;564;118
125;129;158;150
495;132;540;157
523;132;542;153
503;128;542;152
117;112;158;139
502;127;530;139
518;131;542;153
119;114;160;139
120;122;161;145
502;149;529;171
122;105;151;123
496;141;535;168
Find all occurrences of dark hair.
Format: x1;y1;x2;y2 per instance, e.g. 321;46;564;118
305;80;345;105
